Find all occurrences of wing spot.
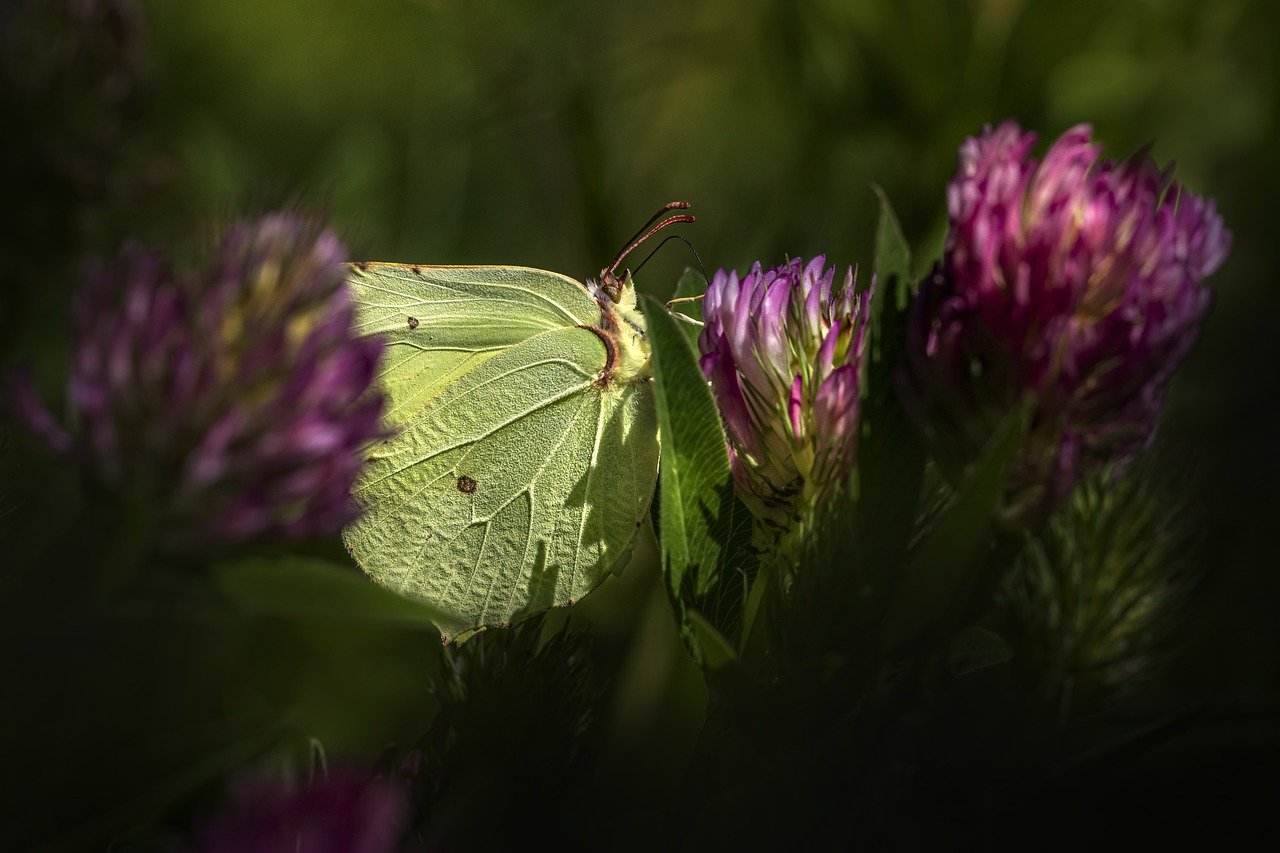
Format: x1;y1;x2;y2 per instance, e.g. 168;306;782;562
355;261;370;272
407;316;420;330
457;475;478;494
411;265;422;275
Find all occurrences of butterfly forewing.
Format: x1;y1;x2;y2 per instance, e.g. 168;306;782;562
348;264;601;424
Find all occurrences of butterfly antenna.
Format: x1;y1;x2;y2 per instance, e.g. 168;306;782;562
607;201;695;277
633;233;708;284
613;202;690;266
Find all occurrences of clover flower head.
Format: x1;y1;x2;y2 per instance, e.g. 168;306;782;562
900;121;1230;522
17;214;386;548
699;256;871;537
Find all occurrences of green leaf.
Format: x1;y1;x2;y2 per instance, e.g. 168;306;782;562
869;183;912;325
881;408;1027;650
214;557;463;634
948;625;1013;676
640;294;756;665
687;609;754;702
850;188;927;602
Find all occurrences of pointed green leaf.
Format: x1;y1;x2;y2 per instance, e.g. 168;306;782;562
640;294;756;664
688;609;742;671
948;625;1014;676
870;183;912;323
851;188;927;600
687;609;754;702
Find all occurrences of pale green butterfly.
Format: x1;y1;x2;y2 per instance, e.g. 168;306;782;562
342;203;695;641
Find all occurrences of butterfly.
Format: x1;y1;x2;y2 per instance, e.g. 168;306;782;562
342;203;695;640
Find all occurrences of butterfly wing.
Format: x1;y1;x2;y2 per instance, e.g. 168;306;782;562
344;264;659;639
347;264;601;421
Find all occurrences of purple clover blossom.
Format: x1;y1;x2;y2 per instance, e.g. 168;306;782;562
17;214;386;548
899;121;1231;523
195;768;408;853
699;256;871;543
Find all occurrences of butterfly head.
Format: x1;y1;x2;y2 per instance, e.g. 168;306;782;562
584;203;695;386
595;268;629;305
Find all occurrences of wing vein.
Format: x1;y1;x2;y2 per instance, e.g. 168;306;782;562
496;392;596;621
569;393;608;598
353;275;590;326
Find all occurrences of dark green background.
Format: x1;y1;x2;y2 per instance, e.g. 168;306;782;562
7;0;1279;830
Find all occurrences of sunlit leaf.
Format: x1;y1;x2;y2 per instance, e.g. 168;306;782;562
641;294;756;664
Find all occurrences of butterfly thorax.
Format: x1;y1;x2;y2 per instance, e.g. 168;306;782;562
588;270;651;387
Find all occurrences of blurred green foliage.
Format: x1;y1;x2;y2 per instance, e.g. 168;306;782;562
4;0;1279;844
133;0;1273;273
131;5;1280;695
131;0;1280;703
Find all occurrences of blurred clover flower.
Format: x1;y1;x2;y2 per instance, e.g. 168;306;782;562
899;121;1231;523
13;214;385;549
195;768;407;853
700;256;870;555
